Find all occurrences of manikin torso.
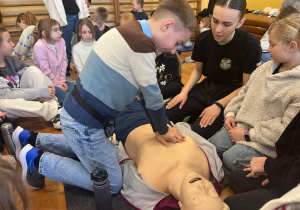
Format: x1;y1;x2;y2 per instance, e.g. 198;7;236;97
125;124;210;193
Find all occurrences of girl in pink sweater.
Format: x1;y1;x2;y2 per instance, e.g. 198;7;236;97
33;18;74;106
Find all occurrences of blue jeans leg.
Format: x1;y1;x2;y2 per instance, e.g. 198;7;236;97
38;108;122;193
55;81;75;106
223;144;264;171
208;126;234;157
36;133;77;159
61;14;79;75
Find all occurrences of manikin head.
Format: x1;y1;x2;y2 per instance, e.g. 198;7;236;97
177;171;226;210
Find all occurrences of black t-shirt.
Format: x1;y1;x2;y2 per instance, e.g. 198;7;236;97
191;29;261;85
62;0;79;15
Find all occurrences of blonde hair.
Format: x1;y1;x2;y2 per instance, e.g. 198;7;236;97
16;11;37;28
151;0;197;32
77;18;95;39
200;17;211;28
33;18;60;46
269;13;300;45
91;7;108;27
119;12;136;26
0;159;28;210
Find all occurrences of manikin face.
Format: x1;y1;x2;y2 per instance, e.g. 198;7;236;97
268;29;291;64
49;24;62;44
131;0;140;12
0;31;15;57
211;5;244;45
153;20;192;55
80;24;93;42
17;20;28;31
178;172;224;210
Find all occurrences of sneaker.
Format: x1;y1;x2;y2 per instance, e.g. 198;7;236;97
12;126;30;161
66;76;76;85
185;56;195;63
51;107;62;129
19;144;45;189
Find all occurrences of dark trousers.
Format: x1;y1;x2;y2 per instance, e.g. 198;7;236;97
224;169;282;210
160;81;182;99
165;78;240;139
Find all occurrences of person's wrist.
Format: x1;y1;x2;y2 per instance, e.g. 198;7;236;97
214;101;224;111
244;129;251;142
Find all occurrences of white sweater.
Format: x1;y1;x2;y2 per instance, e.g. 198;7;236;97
225;61;300;158
12;25;35;58
72;40;95;73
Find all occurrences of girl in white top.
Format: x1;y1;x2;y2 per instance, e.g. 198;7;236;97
12;12;38;65
72;18;95;74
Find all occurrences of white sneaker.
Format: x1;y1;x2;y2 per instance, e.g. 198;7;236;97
51;107;62;129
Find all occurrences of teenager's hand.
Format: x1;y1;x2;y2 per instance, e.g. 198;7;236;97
166;92;188;110
61;83;68;91
48;85;55;98
228;127;245;142
199;104;221;128
0;111;7;122
224;117;236;130
155;127;185;147
244;157;267;178
39;97;49;103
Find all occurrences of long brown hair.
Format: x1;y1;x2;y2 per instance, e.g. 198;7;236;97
33;18;60;46
77;18;95;40
16;11;37;28
0;159;28;210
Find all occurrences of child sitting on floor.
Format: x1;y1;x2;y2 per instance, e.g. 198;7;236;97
33;18;74;106
12;11;37;66
90;7;110;41
0;27;60;129
131;0;148;20
72;18;95;74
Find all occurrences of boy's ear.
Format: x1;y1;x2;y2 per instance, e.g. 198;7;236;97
237;18;246;28
162;19;175;32
289;41;298;53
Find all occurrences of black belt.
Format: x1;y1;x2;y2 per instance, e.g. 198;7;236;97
71;86;115;137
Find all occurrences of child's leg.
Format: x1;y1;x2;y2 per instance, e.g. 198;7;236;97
20;66;53;88
0;98;58;121
59;108;122;193
208;126;234;157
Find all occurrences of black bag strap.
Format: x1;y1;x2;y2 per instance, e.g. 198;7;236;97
71;86;114;128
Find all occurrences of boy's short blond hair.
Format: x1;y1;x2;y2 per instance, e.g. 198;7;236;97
136;0;144;8
200;17;211;28
151;0;197;32
92;7;109;26
119;12;136;26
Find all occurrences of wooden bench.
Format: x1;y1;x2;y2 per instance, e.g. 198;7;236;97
241;13;275;40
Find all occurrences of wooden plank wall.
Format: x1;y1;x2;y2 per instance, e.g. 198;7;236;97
0;0;201;44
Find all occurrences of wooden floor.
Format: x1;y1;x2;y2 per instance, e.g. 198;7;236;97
6;51;233;209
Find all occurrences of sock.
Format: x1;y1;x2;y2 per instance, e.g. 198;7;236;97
33;149;44;169
28;132;38;147
19;130;31;147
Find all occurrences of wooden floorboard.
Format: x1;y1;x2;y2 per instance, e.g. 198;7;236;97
6;51;233;210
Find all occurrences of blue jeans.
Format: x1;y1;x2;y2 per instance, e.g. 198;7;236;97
61;14;79;76
208;126;264;171
55;81;74;106
261;52;272;64
37;108;122;193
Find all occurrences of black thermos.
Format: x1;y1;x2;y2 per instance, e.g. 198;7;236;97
91;168;113;210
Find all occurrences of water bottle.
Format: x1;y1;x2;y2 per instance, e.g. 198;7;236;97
1;123;15;157
91;168;113;210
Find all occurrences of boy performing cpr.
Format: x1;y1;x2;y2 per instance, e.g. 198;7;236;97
17;0;198;194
